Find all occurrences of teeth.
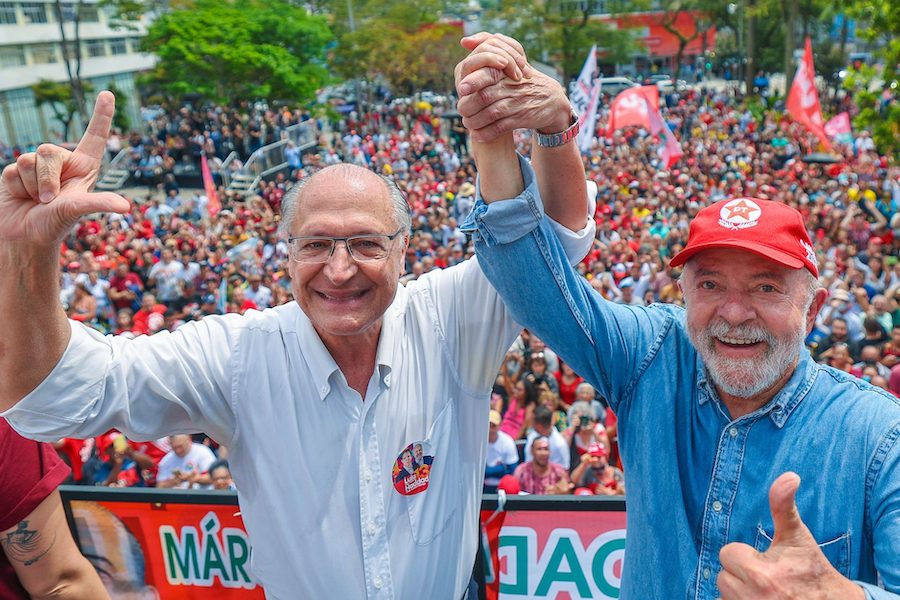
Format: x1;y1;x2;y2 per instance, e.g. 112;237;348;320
718;337;759;345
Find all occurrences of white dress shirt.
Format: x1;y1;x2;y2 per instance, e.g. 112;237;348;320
4;192;594;599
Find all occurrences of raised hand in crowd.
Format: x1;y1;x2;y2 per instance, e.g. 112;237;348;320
718;473;865;600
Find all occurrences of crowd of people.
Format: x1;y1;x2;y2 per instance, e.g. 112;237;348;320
23;80;899;493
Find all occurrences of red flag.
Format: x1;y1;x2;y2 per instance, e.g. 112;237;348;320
786;37;831;150
824;112;851;140
201;152;221;218
608;85;659;132
647;106;683;169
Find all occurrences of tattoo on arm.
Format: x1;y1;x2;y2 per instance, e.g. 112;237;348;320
1;520;55;566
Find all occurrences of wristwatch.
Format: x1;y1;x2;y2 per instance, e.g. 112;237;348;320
533;108;580;148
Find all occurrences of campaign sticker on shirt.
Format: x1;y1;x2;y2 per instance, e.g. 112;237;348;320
392;441;434;496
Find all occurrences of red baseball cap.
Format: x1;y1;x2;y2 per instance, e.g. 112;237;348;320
669;197;818;277
588;442;608;458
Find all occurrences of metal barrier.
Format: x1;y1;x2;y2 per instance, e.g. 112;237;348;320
222;120;318;196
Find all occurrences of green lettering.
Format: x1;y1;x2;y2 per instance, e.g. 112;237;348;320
592;537;626;598
535;537;591;597
161;527;200;582
498;535;529;595
202;531;229;583
227;533;252;583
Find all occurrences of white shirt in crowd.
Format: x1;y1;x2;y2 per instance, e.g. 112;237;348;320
156;442;217;489
484;430;519;488
524;427;571;470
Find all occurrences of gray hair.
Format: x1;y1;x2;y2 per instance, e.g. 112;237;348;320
570;400;596;420
278;164;411;238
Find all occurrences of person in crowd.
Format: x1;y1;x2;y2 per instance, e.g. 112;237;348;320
209;459;236;491
512;437;571;495
499;378;540;441
1;419;109;599
461;32;898;598
524;405;570;469
155;434;217;490
0;75;593;598
484;409;519;494
570;442;625;496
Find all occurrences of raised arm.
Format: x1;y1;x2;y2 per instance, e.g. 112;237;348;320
0;92;130;411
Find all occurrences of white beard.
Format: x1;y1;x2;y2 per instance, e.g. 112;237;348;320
688;319;806;399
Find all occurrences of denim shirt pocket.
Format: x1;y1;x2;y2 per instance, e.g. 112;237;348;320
753;525;851;578
405;400;462;545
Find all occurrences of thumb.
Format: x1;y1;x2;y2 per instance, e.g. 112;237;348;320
769;472;812;548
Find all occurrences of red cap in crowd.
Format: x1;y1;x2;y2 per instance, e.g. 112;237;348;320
669;197;819;278
588;442;608;458
498;474;521;495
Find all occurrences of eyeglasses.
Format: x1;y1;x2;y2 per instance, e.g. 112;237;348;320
288;228;405;263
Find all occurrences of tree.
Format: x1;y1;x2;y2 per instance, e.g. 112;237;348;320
51;0;89;125
484;0;644;83
658;0;714;79
32;79;94;140
140;0;332;105
105;83;131;133
329;0;467;95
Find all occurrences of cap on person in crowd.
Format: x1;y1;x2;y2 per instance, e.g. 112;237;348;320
574;487;595;496
489;410;502;426
618;277;634;289
588;442;608;458
831;289;851;302
498;474;521;495
669;197;819;278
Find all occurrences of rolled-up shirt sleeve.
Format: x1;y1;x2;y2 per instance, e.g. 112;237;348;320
2;315;238;447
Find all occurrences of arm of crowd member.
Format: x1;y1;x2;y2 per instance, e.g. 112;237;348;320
0;92;130;411
1;490;110;600
457;33;589;233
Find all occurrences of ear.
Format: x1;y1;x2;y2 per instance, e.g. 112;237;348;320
806;287;828;335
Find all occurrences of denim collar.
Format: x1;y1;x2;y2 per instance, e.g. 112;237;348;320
696;349;817;428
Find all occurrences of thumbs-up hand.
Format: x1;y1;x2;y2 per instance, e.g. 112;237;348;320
717;472;865;600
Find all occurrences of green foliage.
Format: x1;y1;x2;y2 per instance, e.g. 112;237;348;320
105;83;131;133
484;0;644;81
843;66;899;160
32;78;94;140
141;0;332;106
330;1;466;94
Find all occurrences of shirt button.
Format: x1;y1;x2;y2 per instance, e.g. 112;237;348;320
703;567;711;580
367;522;377;535
374;576;383;589
364;470;372;482
729;427;738;437
320;386;328;394
713;500;723;512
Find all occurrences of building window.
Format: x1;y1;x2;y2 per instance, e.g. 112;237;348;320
59;3;77;21
30;43;58;64
0;45;26;67
129;37;143;53
79;4;99;22
0;2;17;25
21;3;48;24
85;38;105;57
109;38;128;55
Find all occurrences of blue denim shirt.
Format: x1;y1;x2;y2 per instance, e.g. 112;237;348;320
462;157;900;599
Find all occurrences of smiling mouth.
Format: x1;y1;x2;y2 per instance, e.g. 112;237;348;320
317;290;369;302
715;336;764;349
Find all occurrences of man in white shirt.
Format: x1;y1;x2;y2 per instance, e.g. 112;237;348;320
156;434;216;489
484;410;518;493
0;63;592;600
524;405;570;470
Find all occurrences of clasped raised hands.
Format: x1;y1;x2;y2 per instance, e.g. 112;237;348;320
0;91;130;246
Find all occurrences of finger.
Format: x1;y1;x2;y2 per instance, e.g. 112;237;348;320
463;32;527;69
460;32;495;50
469;113;529;143
469;41;523;80
1;164;30;199
457;53;508;90
769;471;810;546
15;153;39;200
479;37;527;72
74;90;115;165
716;568;746;599
35;144;68;203
462;97;520;131
718;542;760;583
458;67;506;100
59;191;131;222
493;33;527;60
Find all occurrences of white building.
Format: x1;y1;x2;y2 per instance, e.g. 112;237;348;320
0;0;155;148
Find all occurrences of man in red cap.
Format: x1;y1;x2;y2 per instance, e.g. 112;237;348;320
460;32;899;600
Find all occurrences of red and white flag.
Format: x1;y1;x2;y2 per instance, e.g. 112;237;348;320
607;85;659;132
201;152;221;218
786;37;831;150
824;112;852;142
648;108;683;169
